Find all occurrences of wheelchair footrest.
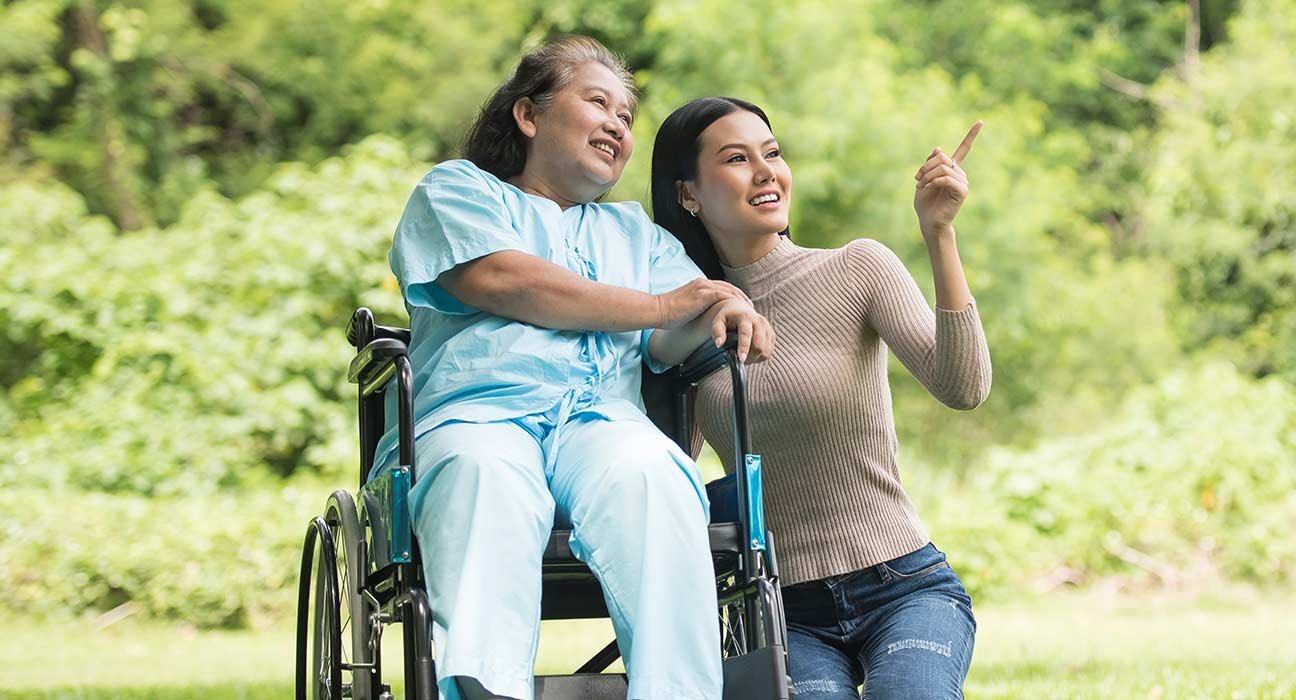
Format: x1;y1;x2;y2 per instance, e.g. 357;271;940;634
530;645;788;700
535;673;628;699
723;645;790;700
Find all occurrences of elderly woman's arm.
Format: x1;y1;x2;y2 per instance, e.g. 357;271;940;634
438;250;745;331
441;251;771;363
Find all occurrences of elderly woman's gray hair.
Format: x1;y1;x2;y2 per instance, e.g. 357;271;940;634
462;35;637;181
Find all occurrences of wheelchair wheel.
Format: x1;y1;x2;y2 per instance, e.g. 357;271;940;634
298;490;376;700
718;591;750;659
718;573;786;661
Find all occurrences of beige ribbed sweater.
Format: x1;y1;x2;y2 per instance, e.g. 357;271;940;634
695;236;992;586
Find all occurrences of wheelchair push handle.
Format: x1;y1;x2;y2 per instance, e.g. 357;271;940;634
671;332;770;580
348;307;415;490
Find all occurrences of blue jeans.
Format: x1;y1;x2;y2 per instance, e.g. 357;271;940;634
780;543;976;699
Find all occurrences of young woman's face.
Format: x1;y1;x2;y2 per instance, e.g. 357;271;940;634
523;61;635;202
682;110;791;243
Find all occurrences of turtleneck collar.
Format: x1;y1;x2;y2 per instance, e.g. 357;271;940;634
721;235;799;298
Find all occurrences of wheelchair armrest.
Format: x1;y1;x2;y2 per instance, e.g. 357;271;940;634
347;307;412;348
677;334;740;385
373;324;411;346
348;338;409;390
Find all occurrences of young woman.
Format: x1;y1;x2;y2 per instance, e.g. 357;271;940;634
649;97;992;699
371;42;772;700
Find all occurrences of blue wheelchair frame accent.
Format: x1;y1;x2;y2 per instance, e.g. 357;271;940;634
744;454;767;552
362;464;414;564
390;465;413;563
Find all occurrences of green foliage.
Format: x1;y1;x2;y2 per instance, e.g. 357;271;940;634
911;363;1295;602
2;137;420;496
981;362;1296;584
906;466;1053;602
2;0;547;226
0;480;327;628
3;0;1292;626
1141;0;1296;380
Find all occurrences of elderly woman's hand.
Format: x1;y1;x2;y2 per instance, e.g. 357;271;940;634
655;278;752;329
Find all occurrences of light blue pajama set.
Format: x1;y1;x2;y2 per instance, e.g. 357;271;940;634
370;159;724;700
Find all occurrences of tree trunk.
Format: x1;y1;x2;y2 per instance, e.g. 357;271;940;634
74;0;151;231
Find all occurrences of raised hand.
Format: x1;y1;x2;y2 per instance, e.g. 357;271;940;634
913;120;982;239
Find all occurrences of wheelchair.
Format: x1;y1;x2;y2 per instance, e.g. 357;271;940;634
296;307;791;700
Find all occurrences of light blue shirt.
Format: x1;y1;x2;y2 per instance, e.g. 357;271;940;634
371;159;703;477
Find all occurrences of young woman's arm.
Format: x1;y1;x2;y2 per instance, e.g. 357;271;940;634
923;229;973;312
850;121;992;409
851;239;991;410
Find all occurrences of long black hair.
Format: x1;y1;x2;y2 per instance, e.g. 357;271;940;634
650;96;789;280
462;35;637;181
643;97;789;457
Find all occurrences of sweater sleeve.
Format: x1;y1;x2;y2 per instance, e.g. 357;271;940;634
847;239;992;409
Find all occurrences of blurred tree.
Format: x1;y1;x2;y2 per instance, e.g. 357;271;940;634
1139;0;1296;380
4;0;546;226
2;0;1291;624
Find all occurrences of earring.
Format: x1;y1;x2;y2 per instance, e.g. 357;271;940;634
687;207;699;218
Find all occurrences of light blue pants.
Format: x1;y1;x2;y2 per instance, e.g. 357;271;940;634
387;407;723;700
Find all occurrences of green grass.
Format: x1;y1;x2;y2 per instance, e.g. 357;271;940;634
965;586;1296;698
4;586;1293;699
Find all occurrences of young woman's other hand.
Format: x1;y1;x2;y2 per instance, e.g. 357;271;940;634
708;298;774;364
913;120;982;240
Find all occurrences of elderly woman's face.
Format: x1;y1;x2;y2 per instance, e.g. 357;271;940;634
524;62;635;201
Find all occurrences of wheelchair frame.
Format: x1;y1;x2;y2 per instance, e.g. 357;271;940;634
296;307;790;700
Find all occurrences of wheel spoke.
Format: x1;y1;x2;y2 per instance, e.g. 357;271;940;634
719;595;746;658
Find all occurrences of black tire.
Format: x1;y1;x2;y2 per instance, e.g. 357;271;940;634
297;491;376;700
298;516;342;700
312;531;341;700
325;490;377;700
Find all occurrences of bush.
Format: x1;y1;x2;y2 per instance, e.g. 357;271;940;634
981;362;1296;585
0;479;338;628
2;136;421;496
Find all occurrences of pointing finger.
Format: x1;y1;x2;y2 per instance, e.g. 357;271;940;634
952;120;983;164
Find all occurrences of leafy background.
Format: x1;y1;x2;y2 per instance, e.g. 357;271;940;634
2;0;1293;631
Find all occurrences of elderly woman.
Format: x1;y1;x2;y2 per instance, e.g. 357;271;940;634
369;38;772;700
